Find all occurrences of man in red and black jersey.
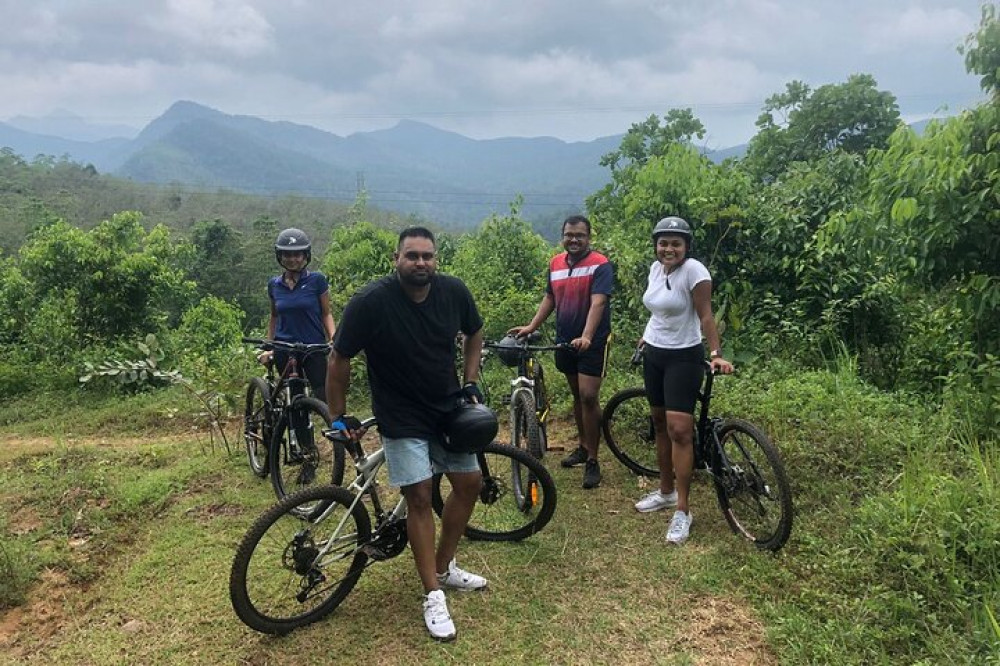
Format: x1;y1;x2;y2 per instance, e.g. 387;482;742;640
510;215;613;489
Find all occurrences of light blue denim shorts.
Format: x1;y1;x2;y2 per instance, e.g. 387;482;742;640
382;435;480;487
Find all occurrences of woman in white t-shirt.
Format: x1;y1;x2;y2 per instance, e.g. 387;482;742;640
633;216;733;545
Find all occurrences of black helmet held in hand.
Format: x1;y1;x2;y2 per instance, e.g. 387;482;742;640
441;402;498;453
652;216;693;248
275;227;312;266
494;334;524;368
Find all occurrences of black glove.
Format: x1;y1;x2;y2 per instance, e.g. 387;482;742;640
330;414;363;432
461;382;484;404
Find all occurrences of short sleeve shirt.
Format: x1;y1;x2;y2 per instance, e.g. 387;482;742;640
267;270;330;344
333;274;483;439
545;250;613;345
641;259;711;349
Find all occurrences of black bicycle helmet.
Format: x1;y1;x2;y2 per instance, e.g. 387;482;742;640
441;402;499;453
651;216;693;249
275;227;312;265
494;334;523;368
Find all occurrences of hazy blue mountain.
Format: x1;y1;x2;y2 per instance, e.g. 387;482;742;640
0;121;131;170
6;109;138;142
114;101;625;226
0;100;747;227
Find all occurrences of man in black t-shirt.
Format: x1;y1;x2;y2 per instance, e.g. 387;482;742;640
327;227;487;642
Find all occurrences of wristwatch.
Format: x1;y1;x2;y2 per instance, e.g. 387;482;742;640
710;349;722;359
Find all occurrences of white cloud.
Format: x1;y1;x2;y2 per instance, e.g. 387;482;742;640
151;0;274;58
0;0;988;145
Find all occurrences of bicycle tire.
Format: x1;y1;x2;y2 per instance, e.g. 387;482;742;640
244;378;272;478
512;391;544;460
602;387;659;477
713;418;793;552
431;441;557;542
229;485;371;635
269;397;346;514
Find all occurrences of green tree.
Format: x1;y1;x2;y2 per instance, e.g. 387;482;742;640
15;212;195;343
320;222;397;313
588;109;706;225
447;211;550;339
744;75;901;181
961;3;1000;99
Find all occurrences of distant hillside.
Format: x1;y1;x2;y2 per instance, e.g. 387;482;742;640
2;101;749;229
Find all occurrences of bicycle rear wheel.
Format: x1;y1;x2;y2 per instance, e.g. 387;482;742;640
602;388;658;477
244;378;272;478
230;485;371;635
270;397;346;514
713;418;793;552
431;441;557;542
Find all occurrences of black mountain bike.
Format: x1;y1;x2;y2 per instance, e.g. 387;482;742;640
242;338;345;507
484;333;570;461
602;347;793;551
229;420;557;635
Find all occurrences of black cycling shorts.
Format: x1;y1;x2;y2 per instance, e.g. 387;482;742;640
555;338;611;378
642;343;705;413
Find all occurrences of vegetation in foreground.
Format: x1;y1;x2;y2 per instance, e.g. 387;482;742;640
1;361;996;665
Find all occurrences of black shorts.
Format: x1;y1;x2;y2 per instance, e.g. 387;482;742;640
555;338;611;378
642;343;705;413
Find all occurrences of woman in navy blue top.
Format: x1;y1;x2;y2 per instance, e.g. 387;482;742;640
264;228;336;400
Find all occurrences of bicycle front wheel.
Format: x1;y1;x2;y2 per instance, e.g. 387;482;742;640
270;397;346;513
602;388;658;477
230;485;371;635
512;391;543;460
431;441;557;542
713;419;793;552
244;378;272;478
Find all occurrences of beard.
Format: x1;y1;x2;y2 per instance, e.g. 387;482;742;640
398;269;433;287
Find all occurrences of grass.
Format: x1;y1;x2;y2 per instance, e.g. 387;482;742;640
1;365;997;664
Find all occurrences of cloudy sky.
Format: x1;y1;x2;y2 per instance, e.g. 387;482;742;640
1;0;990;148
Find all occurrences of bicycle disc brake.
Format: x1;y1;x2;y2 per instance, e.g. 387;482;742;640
284;530;327;602
479;476;501;504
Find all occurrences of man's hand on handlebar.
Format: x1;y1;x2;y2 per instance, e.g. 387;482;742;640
507;326;533;339
328;414;365;442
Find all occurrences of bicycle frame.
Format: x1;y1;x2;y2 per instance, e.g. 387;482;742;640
312;420;408;568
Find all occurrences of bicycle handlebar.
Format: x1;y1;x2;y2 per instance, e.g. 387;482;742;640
242;337;332;355
483;339;574;353
630;342;728;376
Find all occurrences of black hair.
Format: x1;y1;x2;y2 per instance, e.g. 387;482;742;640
397;226;436;249
561;214;591;235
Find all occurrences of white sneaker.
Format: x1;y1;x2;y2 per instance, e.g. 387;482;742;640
634;490;678;513
666;510;693;545
437;559;488;591
423;589;456;641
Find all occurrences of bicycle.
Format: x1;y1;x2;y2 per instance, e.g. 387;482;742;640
241;338;345;507
229;419;557;635
484;333;570;461
601;346;793;551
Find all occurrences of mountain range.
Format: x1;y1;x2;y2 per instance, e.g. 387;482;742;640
0;102;746;227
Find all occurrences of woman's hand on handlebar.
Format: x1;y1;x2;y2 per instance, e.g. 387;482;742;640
570;336;592;352
710;356;734;375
